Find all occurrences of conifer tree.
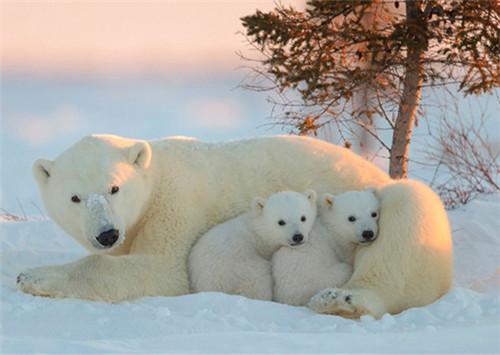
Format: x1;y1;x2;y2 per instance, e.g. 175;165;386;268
241;0;499;178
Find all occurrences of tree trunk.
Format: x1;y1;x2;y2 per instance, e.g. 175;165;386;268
389;1;425;179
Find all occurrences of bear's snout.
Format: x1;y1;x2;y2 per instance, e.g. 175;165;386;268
361;230;375;242
96;229;120;247
291;233;304;245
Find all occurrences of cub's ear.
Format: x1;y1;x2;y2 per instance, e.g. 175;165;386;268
252;197;266;215
128;141;152;168
304;190;317;205
32;158;53;186
322;193;335;210
367;185;380;197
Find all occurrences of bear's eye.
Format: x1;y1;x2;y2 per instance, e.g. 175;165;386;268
348;216;356;222
371;212;378;218
71;195;81;203
301;216;306;222
278;220;286;226
110;185;120;195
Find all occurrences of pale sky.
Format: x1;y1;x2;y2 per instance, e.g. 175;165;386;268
2;1;305;77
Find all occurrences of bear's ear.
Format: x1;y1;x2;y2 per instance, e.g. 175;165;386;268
304;190;317;205
322;193;335;210
367;185;380;197
128;141;152;169
252;197;266;215
32;158;53;186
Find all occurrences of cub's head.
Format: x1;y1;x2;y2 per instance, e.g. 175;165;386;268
32;135;154;253
251;190;317;251
320;187;380;245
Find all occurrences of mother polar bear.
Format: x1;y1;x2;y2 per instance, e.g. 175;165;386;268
18;134;453;319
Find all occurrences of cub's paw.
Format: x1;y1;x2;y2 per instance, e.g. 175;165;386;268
308;288;358;318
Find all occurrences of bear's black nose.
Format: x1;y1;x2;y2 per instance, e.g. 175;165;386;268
96;229;119;247
292;234;304;244
362;230;375;241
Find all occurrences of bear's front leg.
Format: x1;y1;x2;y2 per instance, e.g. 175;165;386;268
18;263;79;299
17;254;189;302
308;287;386;320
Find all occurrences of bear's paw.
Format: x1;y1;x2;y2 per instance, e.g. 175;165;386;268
17;271;45;285
16;267;67;298
308;287;360;319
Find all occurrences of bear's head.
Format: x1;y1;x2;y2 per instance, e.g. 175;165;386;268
251;190;317;253
32;135;154;253
320;187;380;245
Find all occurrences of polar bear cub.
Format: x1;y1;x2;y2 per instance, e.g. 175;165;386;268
189;190;317;301
272;187;380;306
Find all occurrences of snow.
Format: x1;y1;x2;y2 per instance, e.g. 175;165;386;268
2;74;499;353
2;193;499;353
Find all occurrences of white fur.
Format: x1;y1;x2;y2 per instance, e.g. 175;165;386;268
189;191;316;301
308;180;453;319
272;188;380;306
19;135;452;319
319;187;381;263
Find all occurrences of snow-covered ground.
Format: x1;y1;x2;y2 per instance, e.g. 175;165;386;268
2;73;499;353
2;193;499;353
3;1;500;350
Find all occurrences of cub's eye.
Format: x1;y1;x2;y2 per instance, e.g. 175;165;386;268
348;216;356;222
278;220;286;226
371;212;378;218
71;195;81;203
110;185;120;195
301;216;306;222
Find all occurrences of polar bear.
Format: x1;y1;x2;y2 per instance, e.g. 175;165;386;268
272;188;380;306
189;190;316;301
18;134;452;319
308;180;453;318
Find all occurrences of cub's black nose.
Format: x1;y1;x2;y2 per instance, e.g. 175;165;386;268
292;234;304;244
96;229;119;247
362;230;375;241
